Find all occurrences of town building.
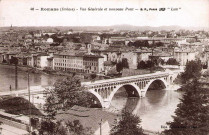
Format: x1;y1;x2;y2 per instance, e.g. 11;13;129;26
134;49;152;62
151;51;173;62
174;48;196;66
53;52;104;73
83;54;104;73
92;35;101;43
53;52;84;72
55;105;115;135
36;54;51;69
15;53;28;66
27;53;38;67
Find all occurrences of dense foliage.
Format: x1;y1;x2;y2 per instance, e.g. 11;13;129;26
40;76;95;135
110;110;145;135
166;58;179;65
10;56;18;65
37;119;93;135
128;40;164;48
0;97;43;116
181;60;202;84
137;60;154;69
164;60;208;135
44;76;95;118
38;119;67;135
116;58;129;73
122;58;129;69
65;120;93;135
116;62;123;73
164;80;209;135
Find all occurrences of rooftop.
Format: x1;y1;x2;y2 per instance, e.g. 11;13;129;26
56;105;116;132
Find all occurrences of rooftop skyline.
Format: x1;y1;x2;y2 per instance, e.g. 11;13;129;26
0;0;208;28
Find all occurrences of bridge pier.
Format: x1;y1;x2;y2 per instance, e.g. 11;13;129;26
140;90;146;97
102;100;111;108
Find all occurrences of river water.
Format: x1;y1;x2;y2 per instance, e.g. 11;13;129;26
0;64;183;132
0;64;63;92
108;88;183;132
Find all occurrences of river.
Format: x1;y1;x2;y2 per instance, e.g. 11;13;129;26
0;64;183;132
0;64;63;92
108;87;183;132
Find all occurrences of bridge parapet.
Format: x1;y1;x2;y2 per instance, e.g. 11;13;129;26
81;71;180;108
82;71;171;89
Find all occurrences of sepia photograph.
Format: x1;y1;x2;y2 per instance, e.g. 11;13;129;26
0;0;209;134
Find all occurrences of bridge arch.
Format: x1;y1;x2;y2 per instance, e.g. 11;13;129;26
88;78;168;108
106;83;141;108
142;78;168;96
88;89;104;107
88;83;141;108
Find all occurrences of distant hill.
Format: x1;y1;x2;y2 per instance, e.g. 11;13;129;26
107;24;209;31
0;25;208;32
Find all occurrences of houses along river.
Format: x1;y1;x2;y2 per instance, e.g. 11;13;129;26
0;64;183;132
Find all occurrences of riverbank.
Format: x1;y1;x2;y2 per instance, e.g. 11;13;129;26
0;63;104;82
0;63;44;76
0;63;72;76
166;84;181;90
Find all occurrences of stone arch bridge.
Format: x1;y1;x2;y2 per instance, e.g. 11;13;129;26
82;71;179;108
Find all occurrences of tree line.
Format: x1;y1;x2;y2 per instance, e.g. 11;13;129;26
163;60;209;135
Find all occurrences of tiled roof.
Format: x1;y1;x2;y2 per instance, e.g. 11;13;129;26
56;105;116;132
104;61;114;66
152;52;172;57
83;54;103;58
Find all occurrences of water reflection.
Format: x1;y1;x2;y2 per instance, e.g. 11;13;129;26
109;87;183;132
0;65;63;92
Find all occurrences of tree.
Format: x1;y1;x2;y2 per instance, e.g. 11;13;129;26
66;120;93;135
160;59;165;65
129;40;149;48
122;58;129;69
137;60;156;69
137;60;146;69
38;119;67;135
10;56;18;65
0;97;43;116
90;73;97;81
79;33;93;44
154;41;164;47
116;62;123;73
37;119;93;135
44;76;95;118
146;60;154;69
41;76;95;134
116;58;129;73
110;110;145;135
153;58;159;66
163;80;209;135
181;60;202;84
166;58;179;65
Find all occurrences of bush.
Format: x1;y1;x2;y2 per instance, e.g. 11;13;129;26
0;97;43;116
181;60;202;83
166;58;179;65
110;110;145;135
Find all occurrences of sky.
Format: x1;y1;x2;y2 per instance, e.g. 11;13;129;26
0;0;208;28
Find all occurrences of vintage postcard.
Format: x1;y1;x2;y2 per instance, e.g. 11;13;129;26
0;0;208;135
